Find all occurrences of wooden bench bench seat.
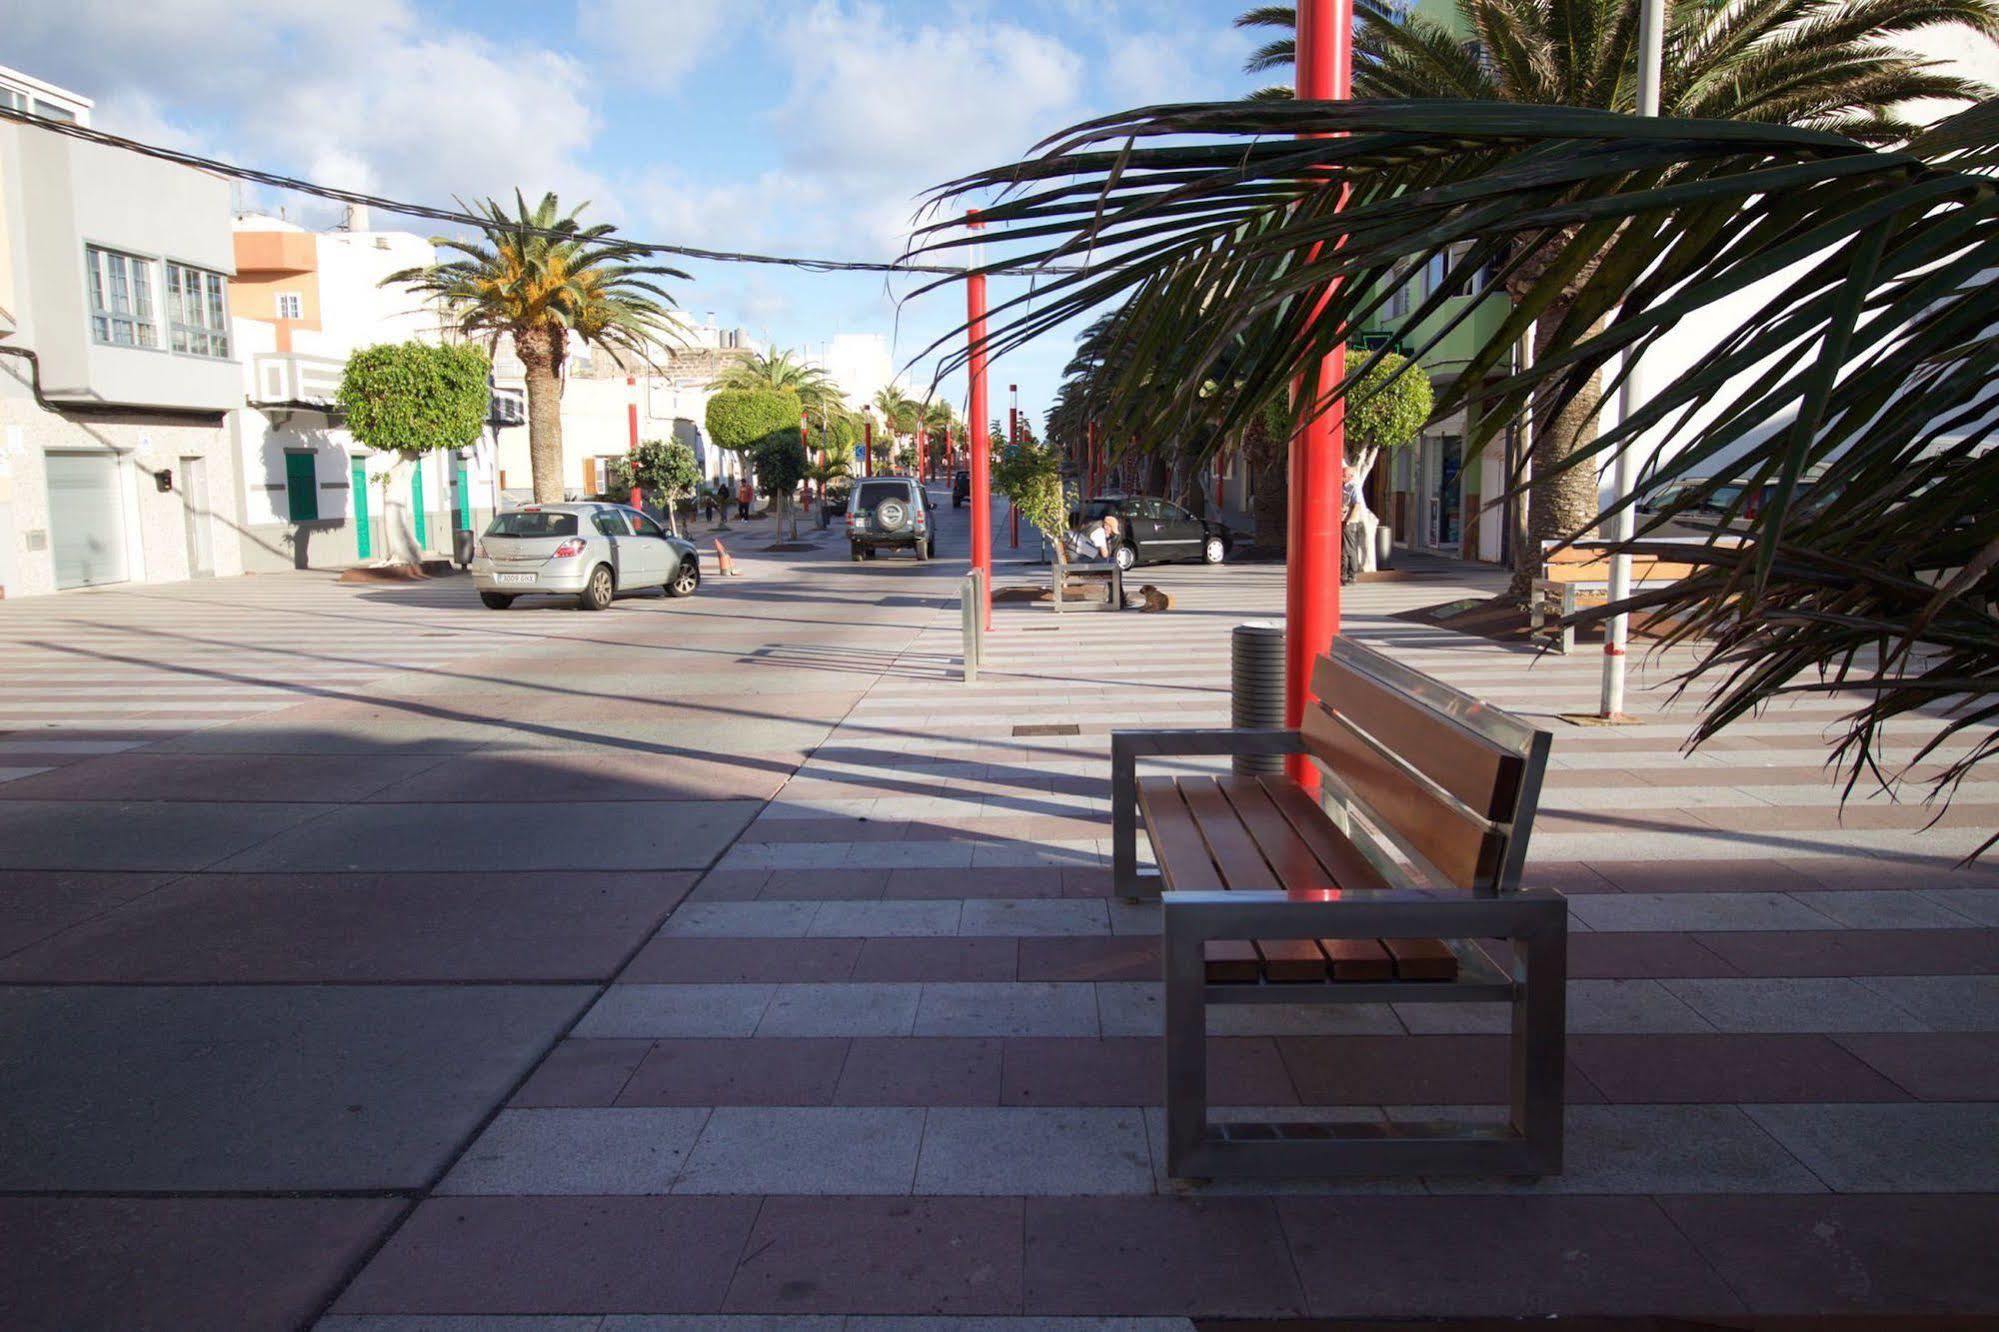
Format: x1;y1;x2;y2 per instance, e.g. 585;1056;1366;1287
1112;637;1566;1180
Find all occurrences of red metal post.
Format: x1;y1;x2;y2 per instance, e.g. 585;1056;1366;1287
917;426;928;482
1008;394;1020;549
626;376;643;508
864;420;874;478
1284;0;1351;792
968;211;992;630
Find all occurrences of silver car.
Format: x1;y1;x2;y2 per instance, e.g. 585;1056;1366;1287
471;502;700;611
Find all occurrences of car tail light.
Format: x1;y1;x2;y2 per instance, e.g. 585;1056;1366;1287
552;538;585;558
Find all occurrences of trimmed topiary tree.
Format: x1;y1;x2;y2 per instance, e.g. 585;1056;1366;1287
627;438;702;535
706;389;801;459
753;434;810;541
1345;352;1434;573
336;340;491;561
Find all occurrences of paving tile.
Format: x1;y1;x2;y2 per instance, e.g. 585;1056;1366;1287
835;1321;1191;1332
1662;977;1932;1032
724;1196;1022;1315
1277;1195;1745;1317
0;1196;400;1332
621;938;864;984
334;1197;758;1315
1585;857;1822;894
1695;928;1999;977
617;1039;847;1107
1017;936;1161;982
1791;889;1987;928
0;799;335;871
1661;1193;1999;1314
959;899;1110;937
0;870;173;956
1001;1036;1296;1109
0;984;588;1191
1278;1034;1601;1106
1920;887;1999;925
757;867;891;900
889;867;1066;899
1421;1104;1824;1194
1743;1102;1999;1191
809;900;964;937
1837;1032;1999;1100
1024;1197;1306;1316
1858;975;1999;1030
576;984;776;1038
675;1106;925;1194
1565;891;1838;932
439;1107;710;1194
512;1039;655;1108
916;982;1102;1037
1562;931;1737;979
851;937;1019;982
322;1317;603;1330
916;1107;1153;1194
662;902;820;938
757;983;923;1037
1570;1033;1909;1103
833;1037;1003;1106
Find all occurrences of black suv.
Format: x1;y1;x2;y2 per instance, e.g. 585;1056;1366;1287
1074;495;1233;571
848;476;936;561
951;469;971;508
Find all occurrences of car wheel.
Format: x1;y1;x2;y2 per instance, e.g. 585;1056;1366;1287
479;592;515;610
577;564;615;611
851;544;864;562
1203;536;1226;564
952;496;962;508
1114;543;1137;572
914;538;930;561
665;561;700;598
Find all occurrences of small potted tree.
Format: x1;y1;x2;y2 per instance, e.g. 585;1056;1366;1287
627;438;702;536
337;341;491;567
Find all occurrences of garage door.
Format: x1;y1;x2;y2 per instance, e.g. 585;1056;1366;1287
46;452;129;589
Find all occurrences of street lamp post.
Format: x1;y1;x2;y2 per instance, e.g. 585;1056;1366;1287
968;211;993;630
1284;0;1353;793
626;375;644;510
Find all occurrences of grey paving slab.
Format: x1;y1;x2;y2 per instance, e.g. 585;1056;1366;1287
1568;979;1720;1034
1920;887;1999;925
0;985;590;1190
959;900;1111;937
0;800;335;871
575;985;775;1038
437;1108;711;1195
1662;978;1932;1033
916;983;1103;1037
216;800;758;872
1107;901;1162;936
1789;889;1985;929
320;1318;604;1331
810;900;965;938
673;1107;925;1194
661;902;820;938
1564;892;1838;933
757;983;923;1036
1742;1102;1999;1192
1858;976;1999;1031
1418;1105;1824;1195
915;1108;1154;1195
598;1319;844;1331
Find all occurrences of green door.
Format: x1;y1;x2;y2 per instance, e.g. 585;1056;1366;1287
284;452;319;522
411;462;428;550
352;460;372;559
455;463;471;532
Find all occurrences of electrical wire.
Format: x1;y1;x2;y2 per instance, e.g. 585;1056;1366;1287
0;105;1085;278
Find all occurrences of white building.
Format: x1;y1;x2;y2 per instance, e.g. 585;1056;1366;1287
0;66;246;598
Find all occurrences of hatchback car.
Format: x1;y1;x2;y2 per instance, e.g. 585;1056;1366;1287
952;469;971;507
1074;495;1232;571
848;476;936;561
472;502;699;610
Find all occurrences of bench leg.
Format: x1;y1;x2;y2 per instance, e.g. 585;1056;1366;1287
1512;921;1568;1176
1110;737;1156;902
1558;584;1577;655
1163;908;1209;1177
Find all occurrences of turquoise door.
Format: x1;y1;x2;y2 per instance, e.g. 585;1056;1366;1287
411;462;428;550
352;460;372;559
455;463;471;532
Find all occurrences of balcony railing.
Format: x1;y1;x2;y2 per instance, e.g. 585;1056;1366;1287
251;351;344;408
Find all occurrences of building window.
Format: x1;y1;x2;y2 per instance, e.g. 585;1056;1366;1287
166;263;231;358
275;292;303;320
32;99;77;123
85;246;159;349
1424;251;1450;298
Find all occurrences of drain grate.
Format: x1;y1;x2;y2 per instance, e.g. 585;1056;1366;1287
1012;723;1081;737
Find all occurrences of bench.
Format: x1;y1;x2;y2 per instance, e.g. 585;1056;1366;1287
1529;541;1701;653
1111;636;1563;1178
1051;560;1125;613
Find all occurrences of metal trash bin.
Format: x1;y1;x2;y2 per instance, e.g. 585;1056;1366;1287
1230;620;1286;775
453;528;475;568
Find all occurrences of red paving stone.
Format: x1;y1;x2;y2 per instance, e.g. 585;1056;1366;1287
621;937;864;983
1692;929;1999;977
333;1196;758;1315
1570;1034;1910;1103
1278;1035;1603;1106
1001;1036;1297;1107
764;868;890;899
510;1038;654;1108
1017;935;1163;981
0;870;173;955
1584;858;1828;893
886;866;1067;898
0;1196;401;1332
1024;1196;1308;1317
832;1036;1004;1105
725;1196;1023;1315
1837;1033;1999;1100
616;1038;849;1106
850;937;1018;981
1566;931;1739;979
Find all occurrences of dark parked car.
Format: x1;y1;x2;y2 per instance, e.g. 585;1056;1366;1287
1073;495;1233;571
952;469;971;507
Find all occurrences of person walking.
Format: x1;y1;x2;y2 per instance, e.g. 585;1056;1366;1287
737;478;753;521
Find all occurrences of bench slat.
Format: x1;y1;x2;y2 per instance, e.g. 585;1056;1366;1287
1138;777;1224;892
1214;777;1338;894
1383;936;1459;981
1179;778;1280;889
1255;939;1329;982
1204;939;1262;983
1313;654;1524;820
1257;777;1394;893
1321;937;1396;980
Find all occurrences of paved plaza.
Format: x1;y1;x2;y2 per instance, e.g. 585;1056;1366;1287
0;495;1994;1329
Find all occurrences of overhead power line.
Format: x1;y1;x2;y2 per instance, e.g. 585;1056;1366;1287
0;105;1082;278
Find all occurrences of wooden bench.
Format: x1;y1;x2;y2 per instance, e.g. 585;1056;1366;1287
1051;560;1125;613
1530;541;1701;653
1111;636;1564;1179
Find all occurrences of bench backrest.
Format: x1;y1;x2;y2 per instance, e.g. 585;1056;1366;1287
1301;638;1550;896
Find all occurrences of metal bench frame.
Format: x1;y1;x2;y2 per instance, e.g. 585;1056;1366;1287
1051;559;1125;613
1110;637;1564;1178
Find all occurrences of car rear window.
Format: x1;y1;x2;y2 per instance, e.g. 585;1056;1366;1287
853;480;911;510
486;511;578;538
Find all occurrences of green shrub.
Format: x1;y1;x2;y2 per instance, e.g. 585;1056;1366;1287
337;341;491;459
706;389;801;456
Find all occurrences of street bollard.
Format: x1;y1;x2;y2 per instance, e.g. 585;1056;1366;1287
1231;620;1286;775
960;569;985;685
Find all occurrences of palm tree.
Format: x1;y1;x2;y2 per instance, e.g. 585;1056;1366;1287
871;385;920;469
715;348;843;417
387;191;684;504
1226;0;1995;590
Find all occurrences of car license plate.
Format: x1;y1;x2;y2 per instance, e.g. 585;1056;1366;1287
494;573;536;585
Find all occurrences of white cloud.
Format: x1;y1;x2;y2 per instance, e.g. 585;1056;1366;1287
577;0;756;84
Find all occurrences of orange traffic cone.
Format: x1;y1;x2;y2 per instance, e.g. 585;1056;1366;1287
713;538;739;576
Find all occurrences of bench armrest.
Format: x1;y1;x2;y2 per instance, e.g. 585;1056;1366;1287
1111;728;1305;899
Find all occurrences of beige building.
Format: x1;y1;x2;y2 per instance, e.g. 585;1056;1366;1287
0;65;245;598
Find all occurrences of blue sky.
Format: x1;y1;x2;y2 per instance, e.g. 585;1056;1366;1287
9;0;1270;422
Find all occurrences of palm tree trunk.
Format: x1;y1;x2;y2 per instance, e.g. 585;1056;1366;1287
1511;300;1605;598
1245;421;1288;553
518;326;565;505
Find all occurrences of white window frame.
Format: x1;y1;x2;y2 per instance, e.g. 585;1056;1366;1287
166;262;232;359
85;246;160;349
275;291;303;320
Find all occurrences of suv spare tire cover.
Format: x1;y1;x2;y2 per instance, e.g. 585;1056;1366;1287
876;498;909;530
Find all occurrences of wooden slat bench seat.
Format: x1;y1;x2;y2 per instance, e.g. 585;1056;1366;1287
1530;540;1706;653
1112;636;1566;1180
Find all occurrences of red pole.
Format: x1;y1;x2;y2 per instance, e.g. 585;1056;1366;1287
1008;393;1020;549
917;426;928;482
626;376;643;508
968;211;992;630
864;420;873;478
1285;0;1351;793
